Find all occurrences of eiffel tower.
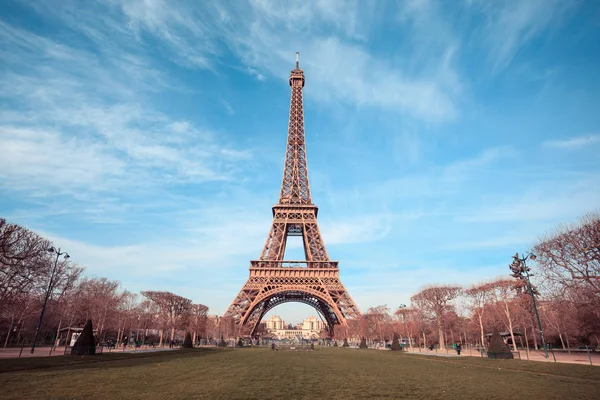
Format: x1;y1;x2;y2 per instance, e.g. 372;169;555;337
223;53;361;337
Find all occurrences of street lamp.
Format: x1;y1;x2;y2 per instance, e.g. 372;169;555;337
397;304;407;346
509;252;548;359
31;246;70;354
397;304;407;323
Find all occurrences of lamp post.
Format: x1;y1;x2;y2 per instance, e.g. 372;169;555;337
31;247;70;354
397;304;407;346
509;252;548;359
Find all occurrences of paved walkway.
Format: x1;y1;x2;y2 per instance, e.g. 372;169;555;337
0;346;178;359
402;347;598;366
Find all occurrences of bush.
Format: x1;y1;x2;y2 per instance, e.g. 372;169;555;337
71;319;96;356
342;338;349;348
182;332;193;348
310;342;314;351
359;337;368;349
218;335;227;347
487;328;513;359
333;340;338;347
391;333;402;351
237;338;244;347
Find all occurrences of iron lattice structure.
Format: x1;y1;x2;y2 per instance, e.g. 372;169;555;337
223;54;361;337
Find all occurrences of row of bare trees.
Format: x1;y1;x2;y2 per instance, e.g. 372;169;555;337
0;218;210;348
2;210;598;348
338;212;599;350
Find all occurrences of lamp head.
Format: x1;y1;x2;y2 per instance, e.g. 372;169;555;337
63;253;70;259
47;247;55;253
529;254;536;261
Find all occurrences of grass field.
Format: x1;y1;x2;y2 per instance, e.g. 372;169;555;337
1;347;599;399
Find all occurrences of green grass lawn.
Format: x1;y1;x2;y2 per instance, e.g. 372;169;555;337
1;348;598;399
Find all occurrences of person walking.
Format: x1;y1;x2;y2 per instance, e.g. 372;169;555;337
456;342;462;356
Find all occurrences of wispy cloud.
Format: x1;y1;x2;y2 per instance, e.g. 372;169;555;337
71;0;462;121
321;213;395;246
473;0;575;72
543;135;600;149
0;21;253;198
441;146;515;183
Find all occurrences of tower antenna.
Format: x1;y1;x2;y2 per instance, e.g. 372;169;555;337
296;52;299;69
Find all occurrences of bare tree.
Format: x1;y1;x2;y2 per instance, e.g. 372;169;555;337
487;279;523;351
411;285;461;351
49;263;84;349
189;304;209;344
116;291;139;344
534;211;600;295
534;212;600;341
366;305;392;343
142;291;192;345
464;283;492;347
137;299;158;342
0;218;52;309
78;277;122;339
394;307;418;349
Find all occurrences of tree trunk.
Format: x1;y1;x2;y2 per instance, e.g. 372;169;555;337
558;333;566;350
478;313;485;348
3;316;15;348
170;327;175;342
438;322;444;351
15;314;25;344
116;322;122;344
503;302;517;351
531;320;539;350
53;315;63;350
64;327;71;352
159;330;163;347
565;333;571;354
508;320;516;351
523;325;530;358
422;331;427;349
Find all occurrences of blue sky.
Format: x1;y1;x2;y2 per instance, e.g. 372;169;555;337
1;0;599;324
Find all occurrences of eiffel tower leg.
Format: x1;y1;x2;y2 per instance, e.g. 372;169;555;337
316;301;336;337
260;222;287;260
248;299;272;337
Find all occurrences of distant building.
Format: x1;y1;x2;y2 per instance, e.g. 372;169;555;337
263;315;325;340
264;315;286;330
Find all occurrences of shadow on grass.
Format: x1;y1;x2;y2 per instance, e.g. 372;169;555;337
0;348;225;374
402;351;600;382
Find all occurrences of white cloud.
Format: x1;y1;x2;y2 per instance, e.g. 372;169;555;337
62;0;461;121
0;126;125;194
320;213;394;246
441;146;515;183
473;0;574;72
0;22;253;197
543;135;600;149
455;174;600;224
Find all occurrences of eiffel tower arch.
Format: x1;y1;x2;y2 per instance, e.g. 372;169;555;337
223;53;361;337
